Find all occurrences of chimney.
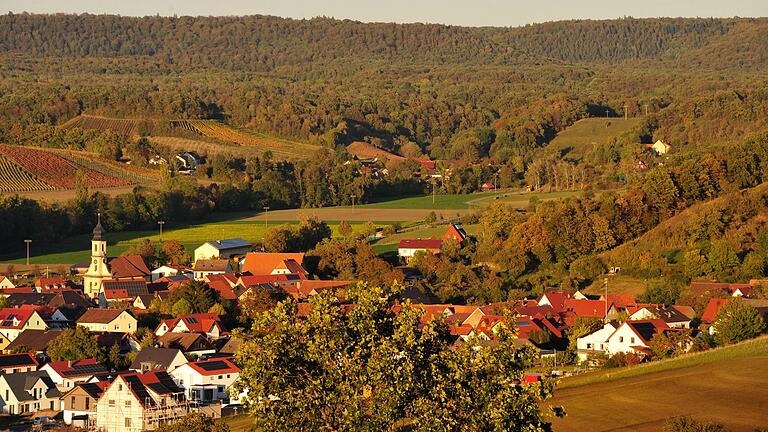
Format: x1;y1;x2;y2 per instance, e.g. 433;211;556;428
67;360;72;368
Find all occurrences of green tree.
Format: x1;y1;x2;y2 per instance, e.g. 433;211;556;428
170;281;220;313
47;327;104;362
707;240;740;277
153;413;231;432
234;283;558;431
338;220;353;237
172;298;194;316
649;329;693;359
713;298;766;345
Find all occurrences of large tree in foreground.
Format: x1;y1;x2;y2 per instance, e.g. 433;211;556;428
713;298;766;345
234;283;559;431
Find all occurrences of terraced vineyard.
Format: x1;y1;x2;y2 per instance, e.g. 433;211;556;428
0;154;55;192
61;115;146;136
0;145;134;190
49;149;158;184
170;119;321;160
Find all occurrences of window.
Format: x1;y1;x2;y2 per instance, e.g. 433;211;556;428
85;397;90;410
71;396;76;409
118;384;123;391
619;336;624;343
226;374;230;378
125;400;131;408
630;337;636;344
218;375;223;379
108;399;115;408
125;418;131;427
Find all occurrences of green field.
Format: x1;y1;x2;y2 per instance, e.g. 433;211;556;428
362;190;582;210
0;214;391;265
546;117;642;162
371;223;480;254
551;336;768;431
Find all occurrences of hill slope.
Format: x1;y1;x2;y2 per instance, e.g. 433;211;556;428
550;336;768;431
544;117;642;162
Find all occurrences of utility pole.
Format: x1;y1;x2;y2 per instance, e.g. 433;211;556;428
645;104;649;116
494;172;500;191
432;178;436;205
157;220;165;242
623;103;628;120
350;195;356;212
604;277;609;322
24;239;31;266
605;109;609;118
263;207;270;227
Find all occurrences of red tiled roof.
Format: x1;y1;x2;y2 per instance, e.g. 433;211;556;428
158;313;225;335
0;308;39;329
701;298;730;323
398;239;443;250
540;290;577;312
564;299;612;318
0;287;35;294
241;253;305;275
443;224;468;242
45;358;106;378
34;277;72;289
602;294;637;309
109;255;151;278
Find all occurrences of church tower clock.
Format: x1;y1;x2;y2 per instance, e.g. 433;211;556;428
83;214;112;299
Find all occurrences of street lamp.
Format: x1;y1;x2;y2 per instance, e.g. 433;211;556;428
157;221;165;242
263;207;270;227
24;239;31;266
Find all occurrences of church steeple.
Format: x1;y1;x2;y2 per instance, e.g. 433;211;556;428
92;212;105;241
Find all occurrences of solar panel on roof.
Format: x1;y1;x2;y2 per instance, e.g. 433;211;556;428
197;360;228;371
1;321;13;327
123;375;155;406
186;317;198;324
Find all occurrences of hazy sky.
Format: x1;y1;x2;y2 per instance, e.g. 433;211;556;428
1;0;767;27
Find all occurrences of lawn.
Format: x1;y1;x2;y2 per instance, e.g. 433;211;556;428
545;117;642;162
224;414;255;432
0;215;392;266
550;336;768;431
361;191;504;210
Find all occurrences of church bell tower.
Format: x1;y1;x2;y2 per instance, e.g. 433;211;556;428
83;213;112;299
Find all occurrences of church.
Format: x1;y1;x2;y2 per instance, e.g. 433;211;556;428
82;215;152;299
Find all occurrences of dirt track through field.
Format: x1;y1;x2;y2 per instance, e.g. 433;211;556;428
243;207;471;222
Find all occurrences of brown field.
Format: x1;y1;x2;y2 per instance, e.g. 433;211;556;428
550;337;768;431
346;141;405;161
61;114;147;135
10;185;141;202
148;136;257;158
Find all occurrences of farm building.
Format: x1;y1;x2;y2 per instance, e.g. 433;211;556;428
398;239;443;262
193;238;252;263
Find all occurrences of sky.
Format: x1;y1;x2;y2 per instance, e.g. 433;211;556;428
1;0;767;27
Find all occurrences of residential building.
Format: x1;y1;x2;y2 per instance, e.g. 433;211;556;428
130;348;188;373
34;277;74;292
170;357;242;404
0;353;38;374
0;276;14;289
3;329;63;354
39;359;109;390
192;259;232;281
0;307;49;342
605;319;671;355
0;370;60;414
77;309;137;334
95;371;189;432
151;265;193;282
240;252;306;275
61;381;108;426
155;313;225;339
397;239;443;261
629;305;692;329
443;223;468;243
647;139;671;155
576;322;620;361
194;238;252;263
157;333;216;357
98;280;149;308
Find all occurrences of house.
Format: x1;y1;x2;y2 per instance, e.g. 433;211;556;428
3;329;63;354
192;259;232;281
240;252;306;275
155;313;226;339
93;332;141;355
157;333;216;357
205;274;244;301
77;309;137;334
564;299;618;321
0;353;38;374
34;277;74;292
194;238;252;263
217;337;241;356
480;182;496;192
49;306;88;328
0;276;14;289
95;370;188;432
443;224;468;243
61;381;109;426
151;265;193;282
537;290;585;312
398;239;443;261
605;319;671;355
629;305;692;329
702;297;768;335
129;348;187;373
0;308;49;342
170;357;242;405
39;359;109;390
132;294;156;310
0;370;60;414
576;322;620;362
98;280;150;308
647;139;671;155
598;293;637;312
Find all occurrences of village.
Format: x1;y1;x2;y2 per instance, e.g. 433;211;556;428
0;212;763;431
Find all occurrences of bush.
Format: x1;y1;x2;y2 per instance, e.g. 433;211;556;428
603;352;643;369
664;416;726;432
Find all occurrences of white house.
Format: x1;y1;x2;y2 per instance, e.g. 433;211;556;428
0;308;49;342
0;371;60;414
192;259;232;281
76;309;137;334
397;239;443;261
605;319;670;355
576;322;619;362
647;139;671;155
39;359;109;391
629;306;692;329
155;313;225;339
151;265;193;282
194;238;251;263
170;357;243;405
0;276;15;289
